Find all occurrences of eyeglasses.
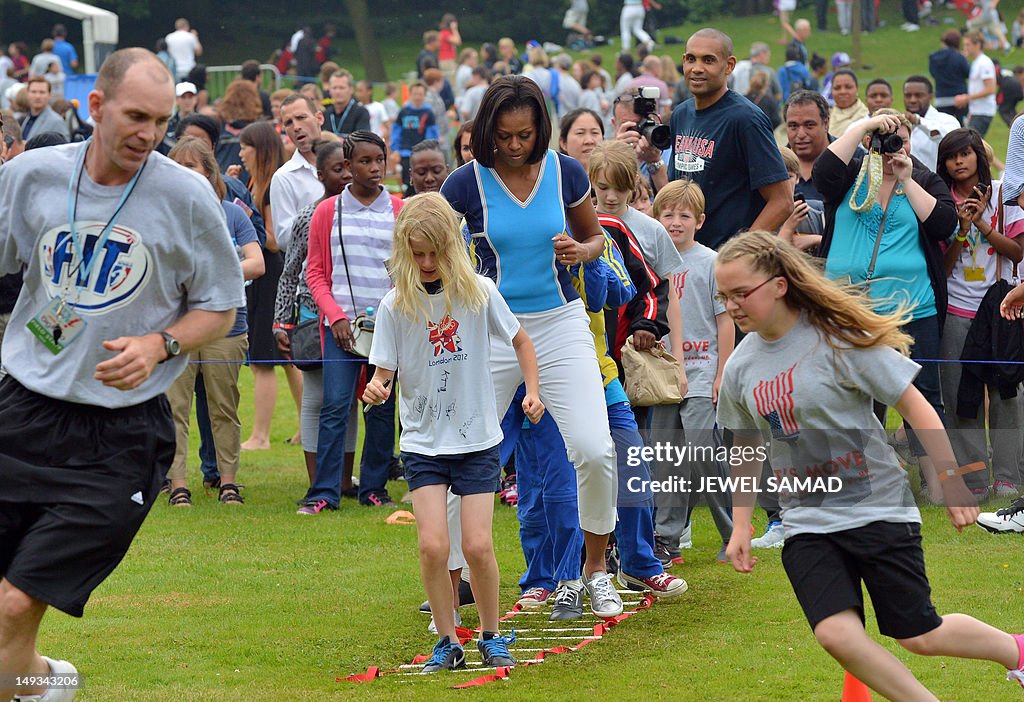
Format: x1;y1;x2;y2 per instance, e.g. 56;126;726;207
715;276;779;306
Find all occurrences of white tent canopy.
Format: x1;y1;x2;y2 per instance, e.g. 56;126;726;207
21;0;118;74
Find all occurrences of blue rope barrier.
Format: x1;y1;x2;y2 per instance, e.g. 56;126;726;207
187;357;365;365
183;356;1024;366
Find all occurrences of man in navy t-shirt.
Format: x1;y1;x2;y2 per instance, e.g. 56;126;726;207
668;28;792;250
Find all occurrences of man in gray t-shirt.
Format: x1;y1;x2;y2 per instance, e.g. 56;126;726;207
0;48;243;696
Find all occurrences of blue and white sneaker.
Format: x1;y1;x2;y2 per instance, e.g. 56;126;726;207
421;636;466;674
751;520;785;548
477;630;517;668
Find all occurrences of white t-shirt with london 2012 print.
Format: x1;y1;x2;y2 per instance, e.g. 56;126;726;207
369;274;521;456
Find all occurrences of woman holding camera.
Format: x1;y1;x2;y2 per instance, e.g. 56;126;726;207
813;109;957;495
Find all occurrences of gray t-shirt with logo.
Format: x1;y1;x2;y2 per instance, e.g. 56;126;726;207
667;242;723;399
0;142;245;408
717;317;921;537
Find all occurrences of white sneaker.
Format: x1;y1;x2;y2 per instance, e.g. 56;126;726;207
1006;634;1024;688
13;657;78;701
584;571;623;617
750;521;785;548
679;523;693;550
976;498;1024;534
427;609;461;634
901;22;920;31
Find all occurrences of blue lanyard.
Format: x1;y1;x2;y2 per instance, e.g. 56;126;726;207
64;140;146;291
329;100;356;135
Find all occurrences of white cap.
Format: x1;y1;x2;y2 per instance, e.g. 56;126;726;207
175;82;197;97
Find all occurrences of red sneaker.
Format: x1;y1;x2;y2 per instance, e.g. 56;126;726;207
516;587;552;609
616;570;688;598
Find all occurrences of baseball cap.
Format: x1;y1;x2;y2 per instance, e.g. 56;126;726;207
831;52;851;69
175;82;197;97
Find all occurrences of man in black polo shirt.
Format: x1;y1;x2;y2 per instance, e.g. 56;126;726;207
323;69;370;139
668;28;792;250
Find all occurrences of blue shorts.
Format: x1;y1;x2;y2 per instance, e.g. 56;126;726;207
402;445;502;496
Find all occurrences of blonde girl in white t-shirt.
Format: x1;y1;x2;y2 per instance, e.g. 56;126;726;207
362;192;543;673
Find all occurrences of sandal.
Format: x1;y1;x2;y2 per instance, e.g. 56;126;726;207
168;487;192;507
218;483;245;505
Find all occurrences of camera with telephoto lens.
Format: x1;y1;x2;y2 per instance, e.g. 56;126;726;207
629;87;671;151
870;131;904;154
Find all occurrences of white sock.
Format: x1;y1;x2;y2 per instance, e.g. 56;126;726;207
558;578;583;590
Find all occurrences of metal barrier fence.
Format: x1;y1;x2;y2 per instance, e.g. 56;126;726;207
204;64;282;102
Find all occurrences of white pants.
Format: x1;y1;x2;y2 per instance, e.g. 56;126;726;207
836;1;852;33
620;4;651;51
446;489;467;571
492;299;617;534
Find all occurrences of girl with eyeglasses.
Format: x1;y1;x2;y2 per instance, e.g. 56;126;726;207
716;230;1024;700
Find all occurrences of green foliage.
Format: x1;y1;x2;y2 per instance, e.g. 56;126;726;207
664;0;730;26
89;0;152;20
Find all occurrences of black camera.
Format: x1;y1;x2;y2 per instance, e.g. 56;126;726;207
870;131;904;154
629;87;671;151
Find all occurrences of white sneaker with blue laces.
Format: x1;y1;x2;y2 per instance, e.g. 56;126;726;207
751;521;785;548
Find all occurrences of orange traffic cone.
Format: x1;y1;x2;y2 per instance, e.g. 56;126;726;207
841;671;872;701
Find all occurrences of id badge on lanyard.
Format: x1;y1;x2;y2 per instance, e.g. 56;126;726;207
28;140;145;354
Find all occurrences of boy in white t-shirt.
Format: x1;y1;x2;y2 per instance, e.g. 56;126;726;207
957;31;998;138
356;79;391;141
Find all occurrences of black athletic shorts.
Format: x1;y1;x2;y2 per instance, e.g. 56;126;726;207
781;521;943;639
0;376;173;617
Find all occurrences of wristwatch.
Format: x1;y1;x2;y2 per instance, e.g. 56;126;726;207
160;331;181;363
648;159;666;171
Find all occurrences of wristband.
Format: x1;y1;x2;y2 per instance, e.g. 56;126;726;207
955;231;970;243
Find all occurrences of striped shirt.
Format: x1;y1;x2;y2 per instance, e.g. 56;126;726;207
1004;116;1024;207
331;185;395;319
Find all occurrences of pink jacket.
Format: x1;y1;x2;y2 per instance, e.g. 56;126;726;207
306;191;405;331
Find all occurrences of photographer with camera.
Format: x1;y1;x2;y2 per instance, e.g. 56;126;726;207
613;86;672;193
668;28;792;250
813;109;956;491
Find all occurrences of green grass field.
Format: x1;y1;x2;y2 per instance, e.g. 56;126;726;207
29;8;1024;701
38;363;1024;701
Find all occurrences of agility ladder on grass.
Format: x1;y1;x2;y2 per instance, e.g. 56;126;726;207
341;590;656;688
